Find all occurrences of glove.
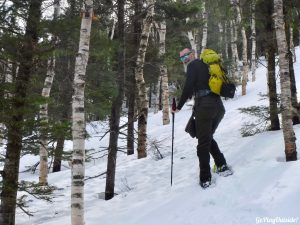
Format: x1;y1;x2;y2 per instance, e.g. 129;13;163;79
171;108;180;113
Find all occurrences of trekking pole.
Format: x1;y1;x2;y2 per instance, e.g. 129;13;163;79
171;98;176;186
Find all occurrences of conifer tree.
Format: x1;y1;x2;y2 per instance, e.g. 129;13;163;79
105;0;126;200
0;1;43;224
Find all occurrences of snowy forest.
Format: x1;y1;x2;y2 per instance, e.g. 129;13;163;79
1;0;300;225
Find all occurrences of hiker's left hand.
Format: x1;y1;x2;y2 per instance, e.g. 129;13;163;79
172;108;180;113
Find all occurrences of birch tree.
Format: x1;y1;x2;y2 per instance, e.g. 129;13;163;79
273;0;297;161
284;17;300;124
135;0;155;158
231;0;248;95
39;0;60;186
187;31;197;57
39;59;55;185
230;19;239;80
201;1;208;53
155;21;170;125
71;0;93;224
289;27;296;62
224;22;229;59
250;0;257;82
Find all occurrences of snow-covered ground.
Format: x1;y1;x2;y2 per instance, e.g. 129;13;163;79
11;47;300;225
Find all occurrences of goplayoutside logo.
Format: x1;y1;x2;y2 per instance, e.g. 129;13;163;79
256;217;299;224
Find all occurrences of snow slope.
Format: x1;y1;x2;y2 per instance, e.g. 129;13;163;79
14;48;300;225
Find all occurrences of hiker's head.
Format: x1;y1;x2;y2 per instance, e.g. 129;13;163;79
179;48;195;64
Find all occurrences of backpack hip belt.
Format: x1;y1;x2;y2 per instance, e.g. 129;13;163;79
195;89;212;98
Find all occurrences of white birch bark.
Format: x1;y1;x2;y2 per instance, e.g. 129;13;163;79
224;22;229;59
201;1;208;53
71;0;93;224
273;0;297;161
250;0;257;82
110;16;117;40
218;23;223;52
135;0;155;159
233;0;248;95
38;59;55;185
230;19;239;80
187;31;197;58
155;21;170;125
290;27;296;62
39;0;61;186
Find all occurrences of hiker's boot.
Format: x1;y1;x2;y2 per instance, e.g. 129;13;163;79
215;164;233;177
199;177;212;189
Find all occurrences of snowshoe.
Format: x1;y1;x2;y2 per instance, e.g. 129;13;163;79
213;164;233;177
199;177;216;189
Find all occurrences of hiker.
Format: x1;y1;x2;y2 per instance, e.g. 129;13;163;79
172;48;233;189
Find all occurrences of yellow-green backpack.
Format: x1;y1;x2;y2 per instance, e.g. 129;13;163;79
200;49;227;96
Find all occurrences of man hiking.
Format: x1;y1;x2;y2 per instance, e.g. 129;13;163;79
172;48;233;189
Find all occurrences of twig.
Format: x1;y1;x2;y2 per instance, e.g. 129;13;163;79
84;172;106;181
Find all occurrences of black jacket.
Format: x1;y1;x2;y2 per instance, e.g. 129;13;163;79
177;59;210;110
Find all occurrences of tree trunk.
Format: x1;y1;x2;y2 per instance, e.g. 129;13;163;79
52;0;75;171
148;83;152;108
262;0;280;131
250;0;257;82
155;21;170;125
154;76;161;114
230;19;239;80
285;21;299;125
187;31;197;57
201;1;208;53
39;59;55;185
218;23;223;54
267;47;280;130
273;0;297;161
135;0;155;159
126;0;142;156
161;64;170;125
233;0;248;95
0;1;42;225
53;136;65;172
127;73;136;155
105;0;125;201
289;27;296;62
39;0;60;183
71;1;93;224
224;22;229;59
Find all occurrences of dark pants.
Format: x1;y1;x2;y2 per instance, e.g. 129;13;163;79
194;95;226;182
